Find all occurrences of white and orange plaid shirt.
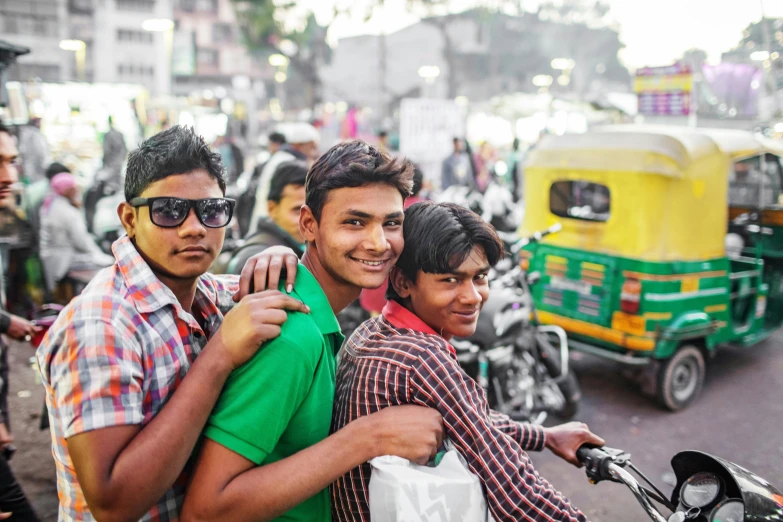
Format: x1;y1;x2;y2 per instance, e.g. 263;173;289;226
37;235;238;521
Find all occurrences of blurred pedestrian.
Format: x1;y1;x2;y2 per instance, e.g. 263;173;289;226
17;117;50;184
39;173;114;293
0;121;42;522
222;161;307;274
248;122;319;234
23;162;69;235
236;132;287;237
377;130;389;151
102;116;127;186
441;137;473;190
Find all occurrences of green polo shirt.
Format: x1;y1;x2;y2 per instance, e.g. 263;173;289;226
204;264;343;522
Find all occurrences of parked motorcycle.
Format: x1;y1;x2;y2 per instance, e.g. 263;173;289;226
453;223;581;424
577;444;783;522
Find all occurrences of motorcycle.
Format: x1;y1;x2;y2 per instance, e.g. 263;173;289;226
577;444;783;522
453;223;581;424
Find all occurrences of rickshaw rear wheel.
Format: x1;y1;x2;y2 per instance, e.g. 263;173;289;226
656;344;706;411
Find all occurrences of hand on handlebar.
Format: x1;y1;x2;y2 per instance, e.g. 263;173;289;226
544;422;605;467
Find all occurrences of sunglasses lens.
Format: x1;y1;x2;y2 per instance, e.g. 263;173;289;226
198;199;232;228
150;198;189;227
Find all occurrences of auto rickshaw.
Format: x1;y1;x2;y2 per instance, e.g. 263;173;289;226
520;126;783;410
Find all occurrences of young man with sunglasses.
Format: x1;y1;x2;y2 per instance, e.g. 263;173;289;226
37;127;441;522
179;140;443;522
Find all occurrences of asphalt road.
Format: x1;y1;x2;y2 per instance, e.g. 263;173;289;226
531;337;783;522
7;333;783;522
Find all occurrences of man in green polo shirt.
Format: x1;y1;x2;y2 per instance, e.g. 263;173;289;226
181;141;443;522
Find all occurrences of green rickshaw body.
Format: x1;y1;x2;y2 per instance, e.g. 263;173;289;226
521;126;783;363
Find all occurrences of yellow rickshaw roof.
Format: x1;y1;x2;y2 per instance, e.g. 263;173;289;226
529;126;722;176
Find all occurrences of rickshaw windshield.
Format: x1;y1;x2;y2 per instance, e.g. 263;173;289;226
550;180;611;222
729;154;783;208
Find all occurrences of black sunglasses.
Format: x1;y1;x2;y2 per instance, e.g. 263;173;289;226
129;197;236;229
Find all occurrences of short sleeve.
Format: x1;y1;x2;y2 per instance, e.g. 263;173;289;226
50;316;145;438
203;331;319;465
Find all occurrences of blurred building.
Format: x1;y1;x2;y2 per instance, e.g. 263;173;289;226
322;9;630;116
1;0;68;82
1;0;174;95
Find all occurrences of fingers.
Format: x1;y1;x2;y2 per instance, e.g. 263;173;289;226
0;512;12;520
236;258;259;302
266;256;284;292
285;254;299;293
586;432;605;447
253;257;271;294
248;291;310;314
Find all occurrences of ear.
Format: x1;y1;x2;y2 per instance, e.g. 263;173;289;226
118;201;137;239
267;200;277;215
299;204;317;243
390;266;413;299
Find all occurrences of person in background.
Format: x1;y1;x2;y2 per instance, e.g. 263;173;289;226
248;123;320;234
38;173;114;293
102;116;127;188
0;121;42;522
236;132;288;238
441;137;473;190
224;162;307;274
23;162;69;235
17;117;50;185
267;131;286;156
377;130;389;151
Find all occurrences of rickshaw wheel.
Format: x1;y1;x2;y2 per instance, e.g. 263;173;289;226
657;344;706;411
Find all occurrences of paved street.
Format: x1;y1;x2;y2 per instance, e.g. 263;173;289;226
7;333;783;521
532;337;783;521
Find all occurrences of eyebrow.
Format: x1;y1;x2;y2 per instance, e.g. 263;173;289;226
448;265;492;277
344;209;403;220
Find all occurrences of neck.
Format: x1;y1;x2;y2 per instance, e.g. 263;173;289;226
402;299;452;340
156;273;199;313
301;247;360;315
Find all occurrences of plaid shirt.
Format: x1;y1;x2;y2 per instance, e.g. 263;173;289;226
331;300;586;522
37;235;238;522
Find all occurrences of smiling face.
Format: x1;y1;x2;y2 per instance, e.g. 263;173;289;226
392;246;490;340
118;169;225;283
301;183;404;292
0;131;19;209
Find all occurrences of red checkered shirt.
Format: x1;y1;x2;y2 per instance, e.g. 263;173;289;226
331;300;586;522
36;235;239;522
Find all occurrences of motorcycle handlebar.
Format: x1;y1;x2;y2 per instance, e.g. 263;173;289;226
511;223;562;253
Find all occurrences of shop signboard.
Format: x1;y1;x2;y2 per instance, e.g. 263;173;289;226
634;63;693;116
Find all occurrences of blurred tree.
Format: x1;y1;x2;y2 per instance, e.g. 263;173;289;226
231;0;377;109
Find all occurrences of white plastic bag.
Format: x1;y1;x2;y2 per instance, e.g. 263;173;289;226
368;442;492;522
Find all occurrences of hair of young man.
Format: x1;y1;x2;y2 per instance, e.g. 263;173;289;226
45;162;71;180
387;201;504;302
268;161;307;203
269;131;286;145
305;139;414;222
124;125;226;202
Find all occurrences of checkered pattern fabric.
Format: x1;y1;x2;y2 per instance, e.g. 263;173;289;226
37;235;238;521
331;301;585;522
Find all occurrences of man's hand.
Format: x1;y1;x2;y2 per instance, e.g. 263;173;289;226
217;290;310;370
543;422;605;467
233;246;300;302
0;422;13;450
0;511;11;520
366;406;444;465
6;315;42;342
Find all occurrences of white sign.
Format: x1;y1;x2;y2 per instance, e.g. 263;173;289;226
399;98;465;182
